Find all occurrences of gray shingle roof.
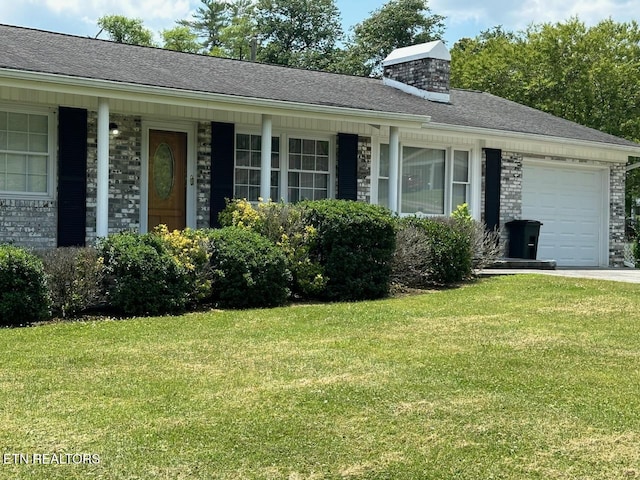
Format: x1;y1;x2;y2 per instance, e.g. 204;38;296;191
1;23;638;149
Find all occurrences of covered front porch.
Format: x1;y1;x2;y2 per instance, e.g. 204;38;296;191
2;73;443;247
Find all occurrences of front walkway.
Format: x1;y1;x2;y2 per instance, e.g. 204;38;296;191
479;268;640;284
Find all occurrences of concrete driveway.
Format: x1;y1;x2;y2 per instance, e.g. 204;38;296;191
479;268;640;284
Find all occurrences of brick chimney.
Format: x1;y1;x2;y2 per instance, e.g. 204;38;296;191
382;40;450;103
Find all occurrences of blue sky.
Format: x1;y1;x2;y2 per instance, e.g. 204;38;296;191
1;0;639;46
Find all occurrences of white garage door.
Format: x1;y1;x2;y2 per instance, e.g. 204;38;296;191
521;163;606;267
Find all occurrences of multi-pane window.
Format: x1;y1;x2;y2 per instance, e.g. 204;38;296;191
287;138;329;202
0;110;50;195
452;150;470;209
401;146;446;215
234;133;280;201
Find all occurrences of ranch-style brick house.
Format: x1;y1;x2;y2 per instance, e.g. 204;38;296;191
1;24;640;267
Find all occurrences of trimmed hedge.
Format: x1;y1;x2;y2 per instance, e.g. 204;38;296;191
302;200;396;301
98;232;191;316
204;227;290;309
220;199;326;298
0;245;50;326
0;201;481;324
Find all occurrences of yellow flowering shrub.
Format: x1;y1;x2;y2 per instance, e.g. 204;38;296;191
152;225;211;302
218;198;262;230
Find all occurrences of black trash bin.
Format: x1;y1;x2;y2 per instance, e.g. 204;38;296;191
506;220;543;259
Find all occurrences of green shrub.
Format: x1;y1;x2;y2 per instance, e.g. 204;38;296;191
451;203;502;269
38;247;104;318
219;199;326;299
302;200;396;301
0;245;50;326
218;198;262;229
98;232;191;316
394;217;472;287
152;225;212;305
204;227;290;309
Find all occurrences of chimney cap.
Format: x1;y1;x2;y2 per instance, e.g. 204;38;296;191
382;40;450;67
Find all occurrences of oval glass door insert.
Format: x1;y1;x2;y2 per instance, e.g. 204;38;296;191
153;142;175;199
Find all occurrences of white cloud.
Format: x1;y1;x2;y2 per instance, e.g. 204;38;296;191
1;0;197;39
5;0;640;45
41;0;192;20
431;0;640;42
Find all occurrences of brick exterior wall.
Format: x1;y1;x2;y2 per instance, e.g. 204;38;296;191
609;163;626;266
357;136;372;203
0;199;57;248
86;113;142;245
196;122;212;229
383;58;450;95
498;152;524;248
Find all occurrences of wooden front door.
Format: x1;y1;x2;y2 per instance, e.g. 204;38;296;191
148;129;187;232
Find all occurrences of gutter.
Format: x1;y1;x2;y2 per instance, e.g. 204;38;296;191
0;68;431;129
423;122;640;158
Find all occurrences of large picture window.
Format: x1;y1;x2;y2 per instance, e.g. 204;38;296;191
234;133;280;201
287;138;329;202
376;143;471;215
401;146;445;215
0;110;51;195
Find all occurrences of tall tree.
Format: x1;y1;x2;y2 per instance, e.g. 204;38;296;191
97;15;156;47
449;26;524;102
451;18;640;214
452;18;640;141
212;0;257;60
338;0;445;77
178;0;230;52
161;25;203;53
254;0;343;69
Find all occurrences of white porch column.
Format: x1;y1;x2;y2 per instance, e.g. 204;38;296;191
96;98;110;238
471;141;484;221
388;126;400;213
260;114;273;201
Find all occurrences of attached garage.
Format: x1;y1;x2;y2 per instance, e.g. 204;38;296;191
521;161;608;267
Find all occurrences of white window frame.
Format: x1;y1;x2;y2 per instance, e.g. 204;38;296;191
400;142;449;216
283;134;334;202
231;128;335;204
234;130;281;203
0;104;56;199
449;148;472;213
372;137;474;216
371;141;391;209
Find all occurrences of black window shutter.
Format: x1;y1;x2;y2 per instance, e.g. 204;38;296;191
57;107;88;247
484;148;502;232
337;133;358;201
210;122;235;227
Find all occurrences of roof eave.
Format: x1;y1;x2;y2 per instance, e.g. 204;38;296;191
0;67;431;128
425;121;640;161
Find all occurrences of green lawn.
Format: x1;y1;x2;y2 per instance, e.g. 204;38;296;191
1;275;640;479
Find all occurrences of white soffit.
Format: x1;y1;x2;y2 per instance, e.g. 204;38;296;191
383;41;451;66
